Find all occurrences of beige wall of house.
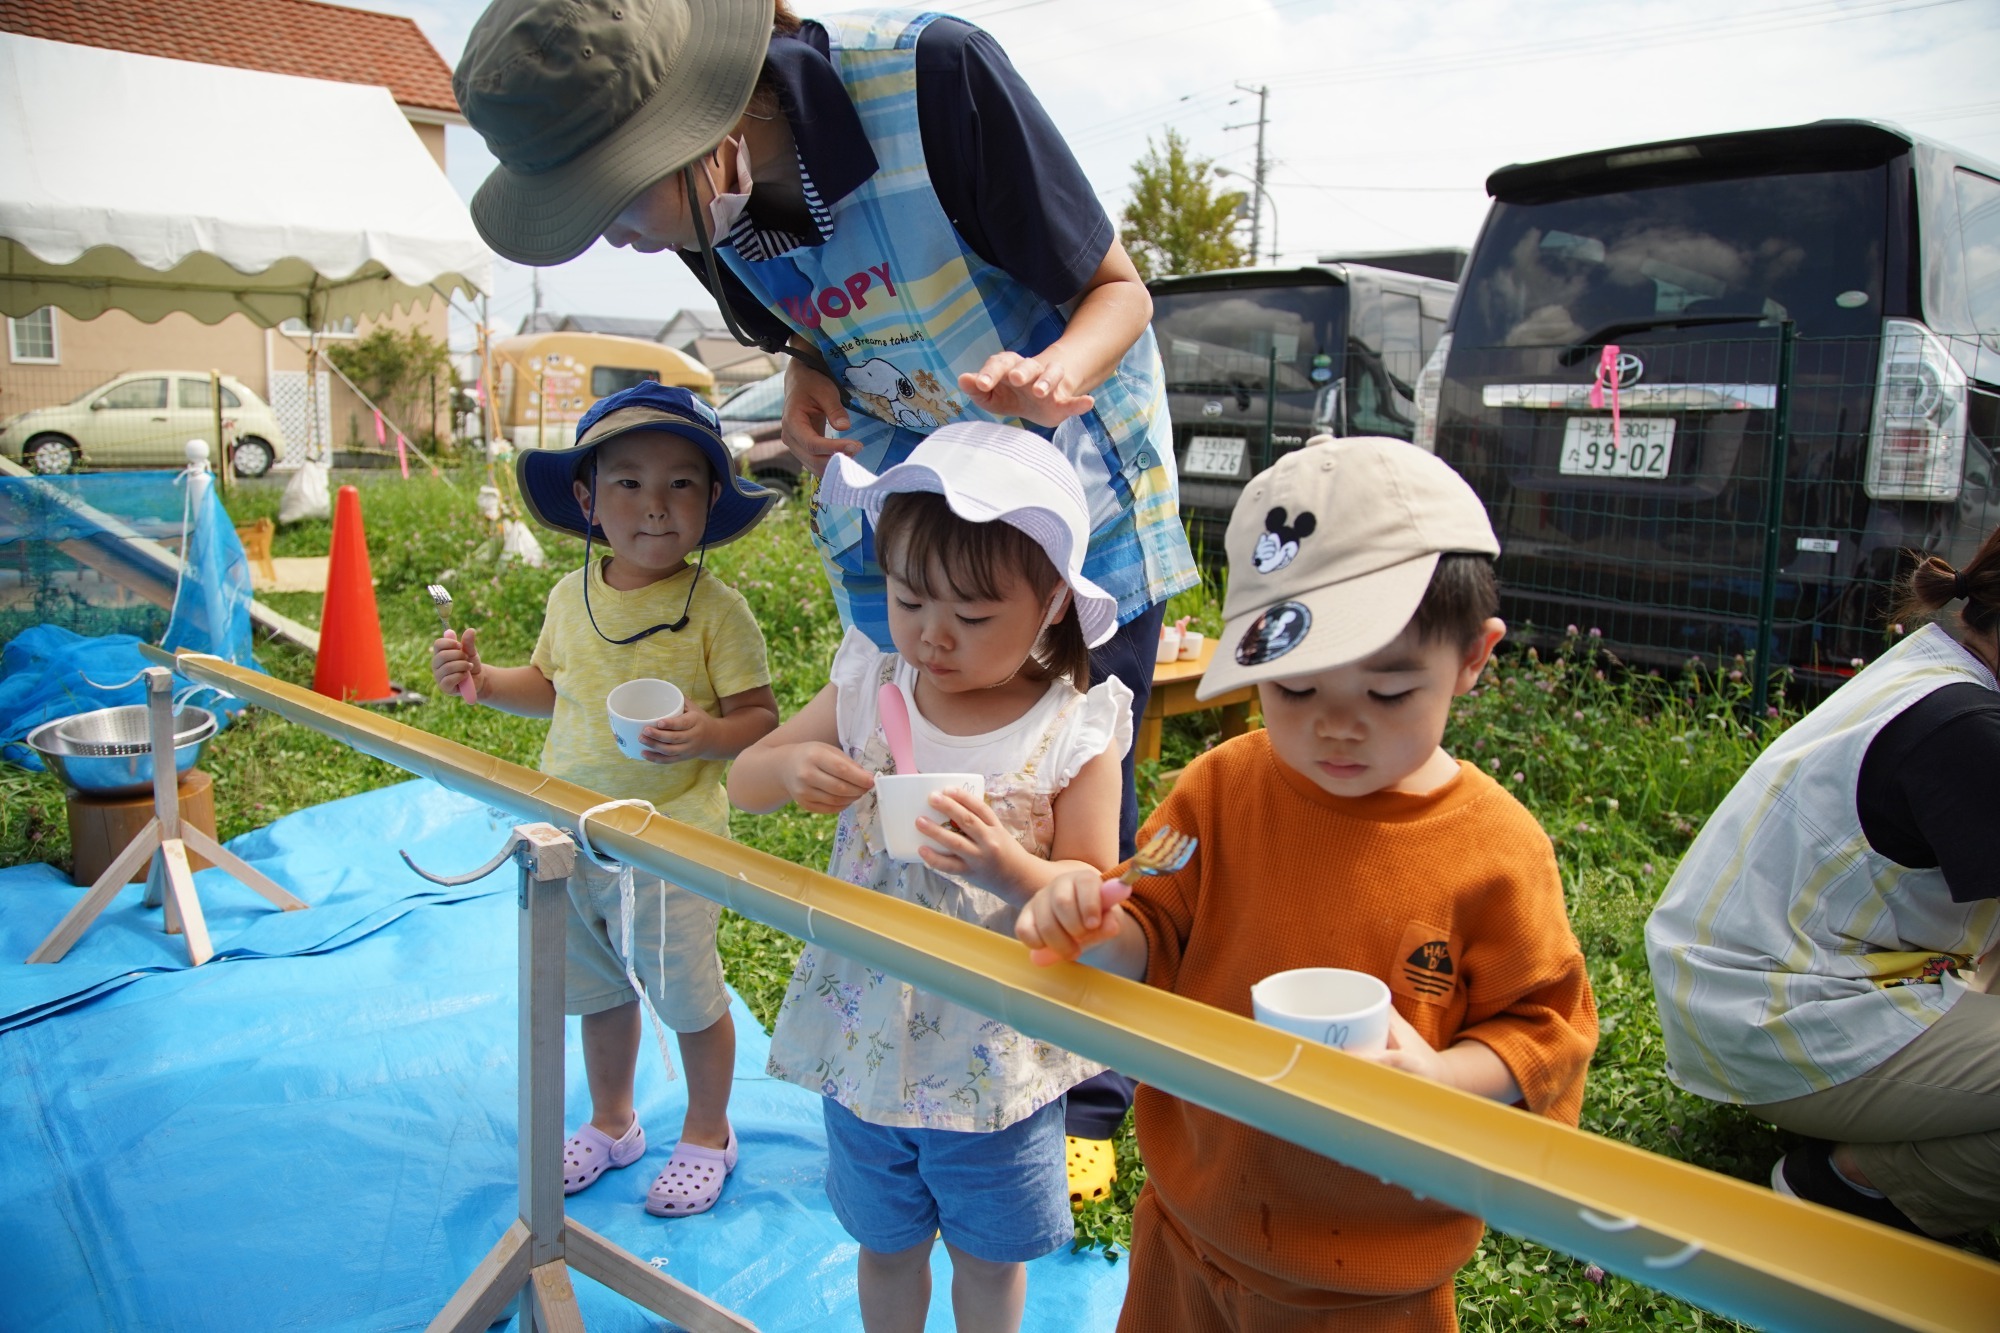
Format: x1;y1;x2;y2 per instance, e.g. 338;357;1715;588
0;110;460;465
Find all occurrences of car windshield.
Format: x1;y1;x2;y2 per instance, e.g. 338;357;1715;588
1152;283;1347;398
719;373;785;422
1454;166;1888;349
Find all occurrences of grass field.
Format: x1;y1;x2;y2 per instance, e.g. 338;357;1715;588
5;468;1992;1329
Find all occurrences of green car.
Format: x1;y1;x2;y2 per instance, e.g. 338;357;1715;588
0;371;288;477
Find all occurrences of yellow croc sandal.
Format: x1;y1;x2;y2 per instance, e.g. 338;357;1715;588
1066;1135;1116;1210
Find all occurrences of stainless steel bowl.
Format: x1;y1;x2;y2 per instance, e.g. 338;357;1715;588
55;704;211;756
28;708;216;796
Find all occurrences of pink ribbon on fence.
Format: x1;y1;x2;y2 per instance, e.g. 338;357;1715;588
1590;343;1623;453
372;408;386;446
395;431;410;480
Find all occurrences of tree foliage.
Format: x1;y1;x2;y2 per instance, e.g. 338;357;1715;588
1118;129;1250;282
326;325;454;447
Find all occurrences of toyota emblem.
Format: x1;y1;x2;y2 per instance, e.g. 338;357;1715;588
1614;352;1645;388
1202;400;1224;417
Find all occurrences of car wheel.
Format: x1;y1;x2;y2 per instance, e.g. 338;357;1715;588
753;468;798;509
232;437;275;478
25;434;77;475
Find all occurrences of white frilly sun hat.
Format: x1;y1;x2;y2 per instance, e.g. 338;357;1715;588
816;421;1120;648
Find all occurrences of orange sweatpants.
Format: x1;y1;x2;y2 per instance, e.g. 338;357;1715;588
1115;1186;1456;1333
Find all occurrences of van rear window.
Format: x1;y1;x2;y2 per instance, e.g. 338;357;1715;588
592;366;661;397
1455;167;1887;348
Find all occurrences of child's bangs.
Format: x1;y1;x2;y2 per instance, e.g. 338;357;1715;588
876;492;1057;604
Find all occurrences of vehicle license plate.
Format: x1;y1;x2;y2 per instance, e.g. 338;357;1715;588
1559;417;1675;479
1184;435;1246;478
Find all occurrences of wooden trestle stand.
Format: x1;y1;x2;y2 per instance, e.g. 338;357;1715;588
28;667;306;967
413;824;757;1333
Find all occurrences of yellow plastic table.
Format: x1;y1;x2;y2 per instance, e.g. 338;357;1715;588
1137;637;1258;768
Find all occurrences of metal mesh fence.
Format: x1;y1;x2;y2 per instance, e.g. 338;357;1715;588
1431;329;2000;691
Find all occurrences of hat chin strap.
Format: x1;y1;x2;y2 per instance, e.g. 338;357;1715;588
683;167;839;380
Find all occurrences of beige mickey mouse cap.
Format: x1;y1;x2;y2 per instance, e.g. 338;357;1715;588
1197;435;1500;700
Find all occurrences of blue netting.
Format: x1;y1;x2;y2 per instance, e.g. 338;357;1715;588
0;469;261;766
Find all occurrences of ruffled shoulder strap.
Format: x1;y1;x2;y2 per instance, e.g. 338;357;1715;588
1041;676;1135;791
831;626;900;755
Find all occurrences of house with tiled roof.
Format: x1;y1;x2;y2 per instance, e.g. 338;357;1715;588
0;0;466;469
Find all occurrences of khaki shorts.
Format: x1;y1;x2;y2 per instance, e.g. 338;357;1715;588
564;858;729;1030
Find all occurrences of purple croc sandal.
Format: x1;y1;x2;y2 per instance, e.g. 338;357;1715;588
562;1118;646;1195
646;1128;739;1217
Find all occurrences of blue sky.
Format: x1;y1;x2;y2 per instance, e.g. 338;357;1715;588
372;0;2000;348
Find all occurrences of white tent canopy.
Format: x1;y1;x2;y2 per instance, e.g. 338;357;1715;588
0;33;491;327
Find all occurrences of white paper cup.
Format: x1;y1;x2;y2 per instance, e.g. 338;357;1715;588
1177;630;1205;661
1251;968;1392;1053
606;678;684;760
1156;627;1182;663
874;773;986;862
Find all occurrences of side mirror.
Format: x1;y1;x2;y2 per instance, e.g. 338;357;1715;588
90;399;106;411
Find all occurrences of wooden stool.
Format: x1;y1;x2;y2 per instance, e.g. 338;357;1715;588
234;516;277;585
67;770;215;886
1138;637;1259;771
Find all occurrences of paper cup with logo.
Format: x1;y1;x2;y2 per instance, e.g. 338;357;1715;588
606;678;684;760
1177;630;1205;661
1250;967;1392;1053
875;773;985;862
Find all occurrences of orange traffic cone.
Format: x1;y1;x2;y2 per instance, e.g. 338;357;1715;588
313;485;411;705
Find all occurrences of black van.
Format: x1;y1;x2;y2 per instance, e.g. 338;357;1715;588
1151;262;1457;541
1416;120;2000;682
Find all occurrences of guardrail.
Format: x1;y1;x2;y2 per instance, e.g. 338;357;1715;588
150;645;2000;1333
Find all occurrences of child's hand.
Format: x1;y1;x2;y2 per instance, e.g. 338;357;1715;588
1015;867;1131;966
1354;1010;1448;1084
431;627;483;702
959;351;1095;428
640;702;711;764
916;788;1028;892
781;742;876;813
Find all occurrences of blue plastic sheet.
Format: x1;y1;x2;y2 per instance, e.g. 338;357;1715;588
0;468;259;767
0;780;1129;1331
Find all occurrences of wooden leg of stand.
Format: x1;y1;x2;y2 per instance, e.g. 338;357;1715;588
425;1219;532;1333
155;852;184;935
179;824;309;911
564;1219;762;1332
26;819;161;964
528;1260;587;1333
158;839;213;967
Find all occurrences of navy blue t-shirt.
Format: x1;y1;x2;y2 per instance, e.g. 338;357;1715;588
681;17;1113;351
1856;681;2000;902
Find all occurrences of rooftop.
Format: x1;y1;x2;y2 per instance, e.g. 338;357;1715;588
0;0;459;116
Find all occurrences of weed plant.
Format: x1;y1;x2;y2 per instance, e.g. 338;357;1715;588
4;471;1989;1329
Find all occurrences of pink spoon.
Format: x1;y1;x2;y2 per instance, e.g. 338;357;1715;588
878;681;918;775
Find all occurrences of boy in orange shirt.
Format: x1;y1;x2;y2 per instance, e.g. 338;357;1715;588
1017;436;1598;1331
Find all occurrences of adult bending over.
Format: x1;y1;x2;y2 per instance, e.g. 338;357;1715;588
1646;526;2000;1237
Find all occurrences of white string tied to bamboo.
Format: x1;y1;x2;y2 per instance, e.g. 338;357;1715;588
575;798;677;1081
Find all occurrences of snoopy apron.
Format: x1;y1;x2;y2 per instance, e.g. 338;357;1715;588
716;9;1189;648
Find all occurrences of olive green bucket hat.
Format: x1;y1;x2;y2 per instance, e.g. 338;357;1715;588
454;0;775;265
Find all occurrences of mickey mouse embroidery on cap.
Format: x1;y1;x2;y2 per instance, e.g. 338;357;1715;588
1236;601;1312;665
1252;508;1316;575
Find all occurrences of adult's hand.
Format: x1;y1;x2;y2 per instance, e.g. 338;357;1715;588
959;351;1095;428
781;357;856;478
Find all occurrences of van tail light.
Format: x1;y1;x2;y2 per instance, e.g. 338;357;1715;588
1412;333;1452;453
1865;318;1966;501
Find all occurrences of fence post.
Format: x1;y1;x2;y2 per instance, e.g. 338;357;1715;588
210;368;229;496
1262;346;1278;471
1751;321;1797;720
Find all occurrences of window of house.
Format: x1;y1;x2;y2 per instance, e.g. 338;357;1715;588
8;308;58;363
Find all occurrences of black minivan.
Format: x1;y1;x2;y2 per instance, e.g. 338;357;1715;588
1151;261;1456;542
1416;119;2000;682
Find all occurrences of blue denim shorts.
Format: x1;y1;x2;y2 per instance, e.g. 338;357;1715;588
821;1095;1073;1263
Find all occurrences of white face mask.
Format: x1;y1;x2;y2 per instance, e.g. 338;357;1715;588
703;134;752;239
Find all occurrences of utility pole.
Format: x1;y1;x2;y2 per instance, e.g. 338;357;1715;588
530;270;542;327
1226;82;1271;263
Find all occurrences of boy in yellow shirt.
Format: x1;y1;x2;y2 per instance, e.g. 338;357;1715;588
431;382;779;1217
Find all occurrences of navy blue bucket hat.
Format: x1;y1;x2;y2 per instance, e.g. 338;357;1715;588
516;381;775;549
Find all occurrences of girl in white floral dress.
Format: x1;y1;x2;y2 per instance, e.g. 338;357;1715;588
730;422;1132;1333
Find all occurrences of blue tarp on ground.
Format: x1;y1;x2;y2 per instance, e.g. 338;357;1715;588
0;780;1129;1331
